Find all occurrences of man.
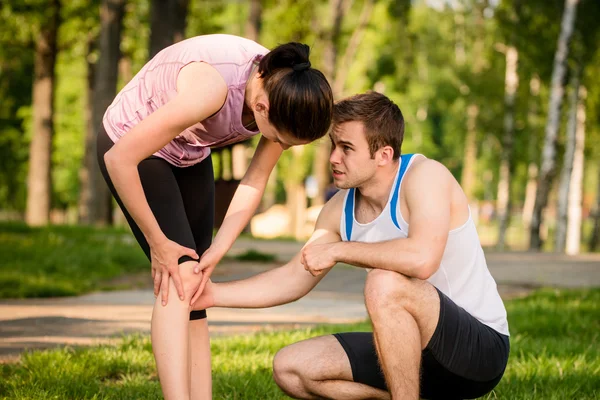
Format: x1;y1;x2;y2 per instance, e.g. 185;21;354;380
193;91;510;399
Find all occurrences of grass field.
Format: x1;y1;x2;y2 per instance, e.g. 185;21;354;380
0;223;278;299
1;288;598;399
0;222;149;298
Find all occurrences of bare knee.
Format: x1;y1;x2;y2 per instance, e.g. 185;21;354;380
364;270;413;310
177;261;203;304
273;346;312;399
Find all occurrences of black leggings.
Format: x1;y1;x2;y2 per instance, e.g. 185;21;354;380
97;126;213;320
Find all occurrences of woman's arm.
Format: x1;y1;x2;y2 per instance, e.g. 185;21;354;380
190;136;284;302
212;136;283;256
104;62;228;303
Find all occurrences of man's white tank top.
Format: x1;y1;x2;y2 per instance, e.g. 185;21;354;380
340;154;509;336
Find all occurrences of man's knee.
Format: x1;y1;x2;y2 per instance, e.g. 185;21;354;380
272;346;310;398
364;269;413;311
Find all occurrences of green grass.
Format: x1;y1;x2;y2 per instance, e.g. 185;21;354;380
0;222;148;298
229;249;277;263
1;289;598;399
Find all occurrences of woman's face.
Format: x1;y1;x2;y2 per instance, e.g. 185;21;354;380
253;91;309;150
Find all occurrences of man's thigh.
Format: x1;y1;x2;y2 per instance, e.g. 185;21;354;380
420;288;510;399
275;335;353;382
335;289;509;399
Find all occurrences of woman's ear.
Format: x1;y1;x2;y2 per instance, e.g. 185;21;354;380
253;100;269;118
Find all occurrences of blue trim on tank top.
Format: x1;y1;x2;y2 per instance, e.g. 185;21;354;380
345;188;355;240
391;154;414;230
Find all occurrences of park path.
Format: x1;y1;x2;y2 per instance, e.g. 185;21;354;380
1;239;599;362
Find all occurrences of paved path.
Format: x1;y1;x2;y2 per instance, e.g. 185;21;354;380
1;239;598;362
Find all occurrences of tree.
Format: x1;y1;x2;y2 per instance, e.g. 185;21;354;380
246;0;262;41
496;43;518;250
311;0;351;207
555;65;581;252
522;75;541;227
80;0;126;225
590;173;600;252
564;84;586;255
530;0;580;250
25;0;61;225
148;0;189;58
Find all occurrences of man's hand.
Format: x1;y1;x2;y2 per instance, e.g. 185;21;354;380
189;246;223;305
151;237;199;306
301;242;339;276
191;279;216;310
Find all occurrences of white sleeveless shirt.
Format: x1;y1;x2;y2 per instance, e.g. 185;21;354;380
340;154;509;336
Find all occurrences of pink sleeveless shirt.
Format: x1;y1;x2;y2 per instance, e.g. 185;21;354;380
102;34;268;167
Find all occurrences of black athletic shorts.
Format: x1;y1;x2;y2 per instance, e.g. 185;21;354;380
334;288;509;399
97;126;212;321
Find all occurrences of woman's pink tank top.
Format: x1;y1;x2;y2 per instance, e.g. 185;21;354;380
102;34;268;167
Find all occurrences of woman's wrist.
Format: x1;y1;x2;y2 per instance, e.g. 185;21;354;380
146;230;167;247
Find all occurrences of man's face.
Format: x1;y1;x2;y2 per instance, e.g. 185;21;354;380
329;121;378;189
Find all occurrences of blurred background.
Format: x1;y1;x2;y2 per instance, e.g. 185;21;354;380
1;0;599;254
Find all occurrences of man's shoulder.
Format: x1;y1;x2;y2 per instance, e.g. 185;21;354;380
315;189;347;231
404;157;453;187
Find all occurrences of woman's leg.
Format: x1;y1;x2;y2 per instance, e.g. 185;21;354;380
97;128;202;400
173;156;215;400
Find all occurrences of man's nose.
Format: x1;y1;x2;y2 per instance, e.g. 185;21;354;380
329;147;340;164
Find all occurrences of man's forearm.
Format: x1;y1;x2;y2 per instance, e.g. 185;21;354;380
332;240;434;279
212;261;318;308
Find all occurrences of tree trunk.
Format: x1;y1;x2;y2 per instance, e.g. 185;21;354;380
310;0;350;207
461;104;479;200
555;67;581;252
286;146;307;239
589;172;600;252
149;0;190;58
26;0;60;226
496;45;518;250
89;0;126;225
332;0;374;97
565;85;586;255
522;75;541;227
530;0;579;250
245;0;262;41
78;33;98;224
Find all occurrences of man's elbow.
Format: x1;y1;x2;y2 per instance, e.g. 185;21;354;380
414;256;440;280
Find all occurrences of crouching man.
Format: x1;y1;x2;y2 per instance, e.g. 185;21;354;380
192;91;509;399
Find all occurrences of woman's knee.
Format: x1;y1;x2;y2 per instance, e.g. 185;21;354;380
178;260;203;299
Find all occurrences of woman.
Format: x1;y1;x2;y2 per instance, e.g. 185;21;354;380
97;34;333;399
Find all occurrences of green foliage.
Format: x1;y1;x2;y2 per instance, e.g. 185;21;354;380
0;0;598;252
231;249;277;263
0;222;148;298
0;289;598;399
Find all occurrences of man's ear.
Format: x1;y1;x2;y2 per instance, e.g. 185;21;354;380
377;146;395;166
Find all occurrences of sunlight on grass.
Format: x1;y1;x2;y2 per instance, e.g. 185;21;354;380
1;290;598;399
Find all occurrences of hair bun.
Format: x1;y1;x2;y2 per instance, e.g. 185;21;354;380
292;61;311;72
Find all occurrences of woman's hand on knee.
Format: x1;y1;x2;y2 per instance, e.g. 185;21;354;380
151;237;199;306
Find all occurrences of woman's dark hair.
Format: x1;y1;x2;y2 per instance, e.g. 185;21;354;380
258;43;333;142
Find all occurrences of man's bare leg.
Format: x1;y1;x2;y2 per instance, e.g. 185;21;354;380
364;269;440;400
273;335;390;400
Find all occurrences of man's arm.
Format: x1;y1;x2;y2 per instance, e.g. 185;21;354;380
208;192;344;309
304;160;453;280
